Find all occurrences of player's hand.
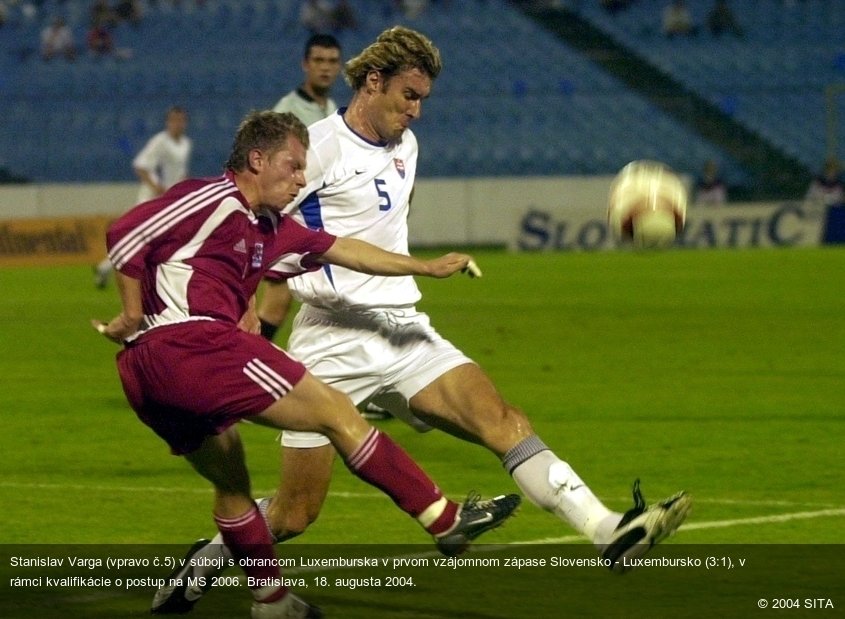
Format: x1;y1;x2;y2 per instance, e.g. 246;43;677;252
90;315;139;344
425;253;482;279
237;309;261;334
237;295;261;334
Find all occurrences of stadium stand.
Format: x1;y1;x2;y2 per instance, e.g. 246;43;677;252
572;0;845;189
6;0;836;199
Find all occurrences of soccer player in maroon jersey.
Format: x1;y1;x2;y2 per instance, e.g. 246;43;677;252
93;110;519;619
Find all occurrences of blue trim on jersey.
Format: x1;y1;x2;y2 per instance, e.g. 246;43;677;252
337;107;388;148
299;188;335;287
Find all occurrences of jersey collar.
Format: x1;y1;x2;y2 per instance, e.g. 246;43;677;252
338;107;392;148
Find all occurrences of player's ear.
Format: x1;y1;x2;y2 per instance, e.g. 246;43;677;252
366;70;382;93
247;149;262;175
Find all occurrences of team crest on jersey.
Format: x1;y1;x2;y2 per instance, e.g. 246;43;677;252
394;158;405;179
251;242;264;268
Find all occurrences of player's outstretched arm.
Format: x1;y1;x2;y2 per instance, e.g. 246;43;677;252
319;237;473;279
91;272;144;343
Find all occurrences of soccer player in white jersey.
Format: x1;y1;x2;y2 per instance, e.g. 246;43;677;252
156;27;692;614
94;106;192;288
259;34;342;343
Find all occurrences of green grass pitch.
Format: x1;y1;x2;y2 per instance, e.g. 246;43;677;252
0;247;842;617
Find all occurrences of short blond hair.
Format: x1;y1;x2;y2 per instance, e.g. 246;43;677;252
226;111;309;172
344;26;442;91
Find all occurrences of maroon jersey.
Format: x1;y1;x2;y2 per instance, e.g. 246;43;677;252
107;171;335;336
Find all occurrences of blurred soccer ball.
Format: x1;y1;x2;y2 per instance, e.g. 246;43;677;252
607;160;687;249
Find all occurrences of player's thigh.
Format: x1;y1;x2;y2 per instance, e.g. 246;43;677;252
254;372;370;455
409;363;533;455
409;363;503;426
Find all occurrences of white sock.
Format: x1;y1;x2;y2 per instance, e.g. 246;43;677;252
506;443;621;545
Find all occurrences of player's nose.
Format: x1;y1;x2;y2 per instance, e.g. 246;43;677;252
407;99;421;119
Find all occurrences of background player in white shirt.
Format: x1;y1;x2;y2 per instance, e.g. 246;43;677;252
132;105;192;204
259;34;342;342
272;33;341;128
159;27;692;613
94;106;192;288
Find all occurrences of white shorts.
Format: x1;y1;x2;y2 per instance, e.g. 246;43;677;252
281;305;474;448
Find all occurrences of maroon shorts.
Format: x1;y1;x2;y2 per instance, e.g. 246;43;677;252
116;320;307;455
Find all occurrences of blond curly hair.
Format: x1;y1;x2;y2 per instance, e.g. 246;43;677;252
344;26;442;91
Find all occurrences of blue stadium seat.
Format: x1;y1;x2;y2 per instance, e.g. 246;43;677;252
576;0;845;172
2;0;753;183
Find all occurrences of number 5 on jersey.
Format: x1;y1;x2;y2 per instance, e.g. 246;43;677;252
374;179;392;211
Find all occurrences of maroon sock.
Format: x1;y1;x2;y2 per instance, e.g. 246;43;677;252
427;501;460;536
214;505;287;603
346;428;458;534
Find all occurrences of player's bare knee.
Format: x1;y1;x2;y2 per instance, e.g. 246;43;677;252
267;501;319;540
475;403;534;451
273;518;308;541
503;403;533;435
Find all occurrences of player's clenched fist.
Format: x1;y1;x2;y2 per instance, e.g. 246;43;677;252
424;253;482;279
90;314;141;344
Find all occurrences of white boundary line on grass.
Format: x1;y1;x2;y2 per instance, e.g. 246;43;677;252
1;481;842;510
520;507;845;545
278;507;845;576
4;480;842;545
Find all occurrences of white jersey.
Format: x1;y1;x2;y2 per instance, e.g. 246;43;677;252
133;131;192;204
273;88;338;128
286;109;420;310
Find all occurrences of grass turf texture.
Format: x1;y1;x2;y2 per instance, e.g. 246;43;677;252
1;247;843;617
